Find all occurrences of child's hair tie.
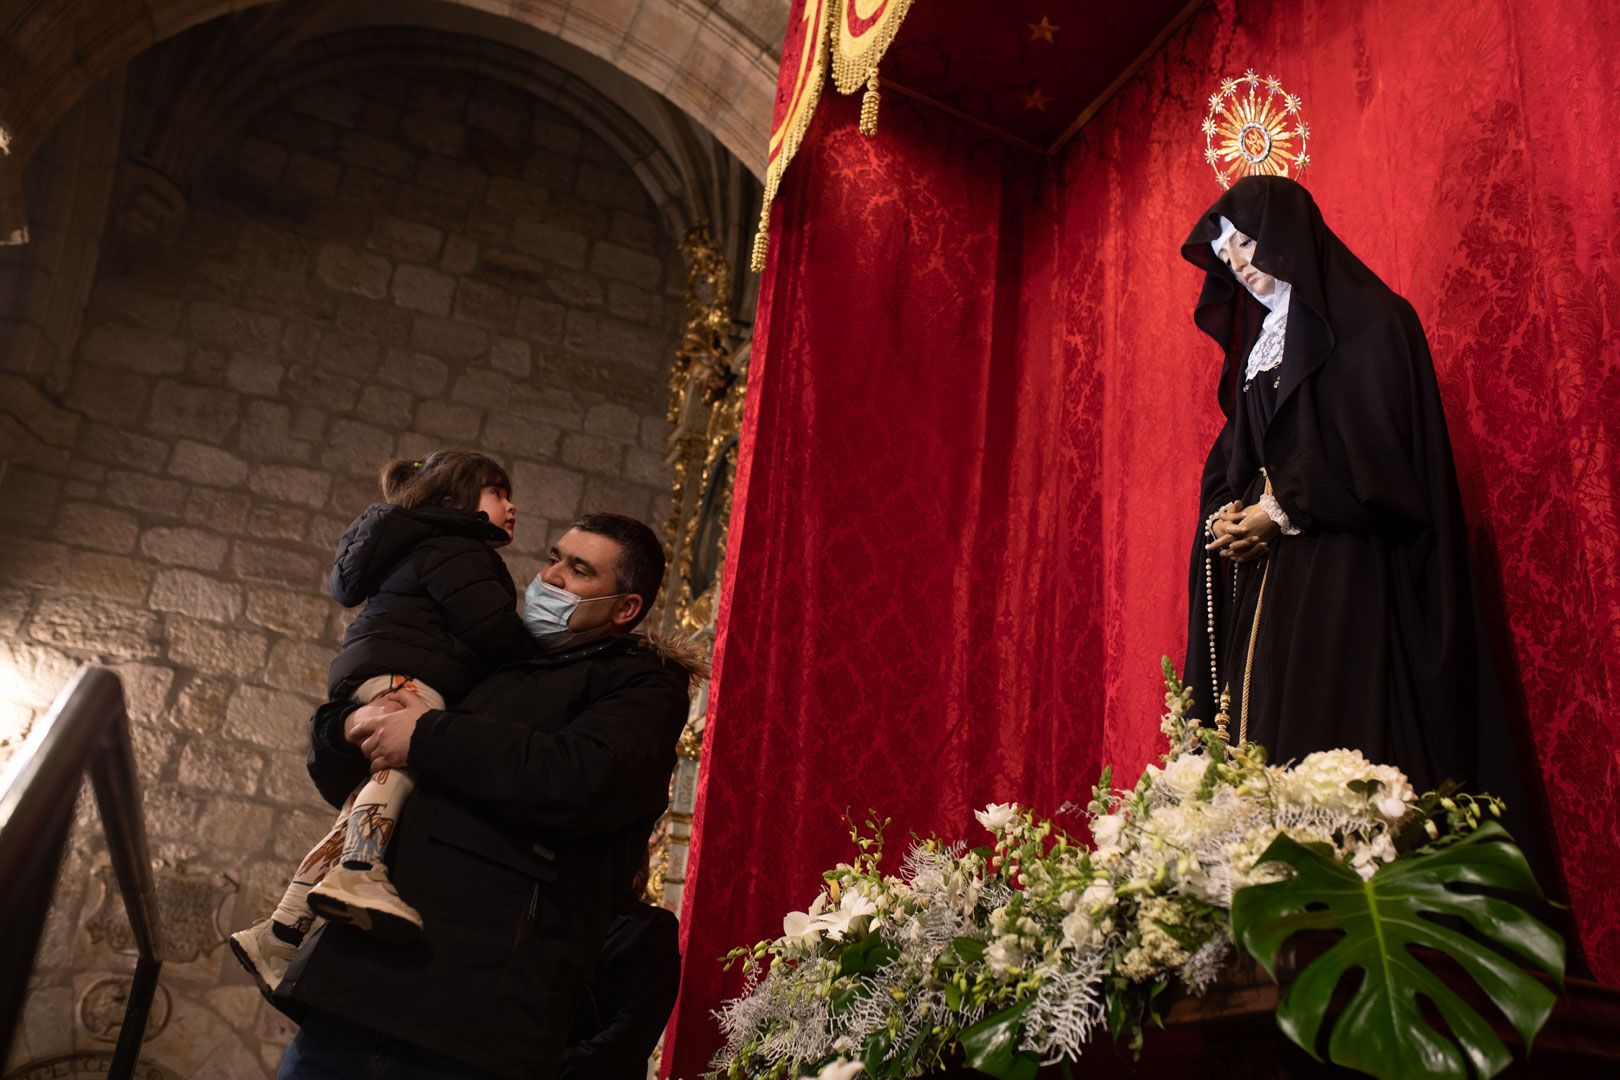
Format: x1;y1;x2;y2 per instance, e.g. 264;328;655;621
412;461;423;469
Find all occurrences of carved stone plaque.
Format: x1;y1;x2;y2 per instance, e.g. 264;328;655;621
3;1052;180;1080
76;975;171;1042
83;862;237;963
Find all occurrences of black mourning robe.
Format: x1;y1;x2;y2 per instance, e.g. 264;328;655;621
1179;177;1562;894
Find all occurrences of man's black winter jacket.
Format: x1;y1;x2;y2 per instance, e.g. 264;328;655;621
276;633;693;1079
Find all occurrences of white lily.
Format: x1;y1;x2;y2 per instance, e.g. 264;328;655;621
807;1061;865;1080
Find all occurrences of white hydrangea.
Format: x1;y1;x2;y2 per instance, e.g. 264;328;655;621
1280;749;1415;824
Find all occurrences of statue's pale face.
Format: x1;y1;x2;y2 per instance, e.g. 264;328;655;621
1219;229;1276;296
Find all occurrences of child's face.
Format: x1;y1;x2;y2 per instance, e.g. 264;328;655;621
477;485;516;545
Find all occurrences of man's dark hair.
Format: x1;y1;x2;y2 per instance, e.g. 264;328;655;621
380;450;511;514
571;512;665;631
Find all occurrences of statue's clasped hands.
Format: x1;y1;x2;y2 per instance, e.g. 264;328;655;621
1206;500;1278;563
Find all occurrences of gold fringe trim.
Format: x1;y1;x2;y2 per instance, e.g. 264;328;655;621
830;0;918;95
755;0;835;275
750;201;772;273
859;68;880;135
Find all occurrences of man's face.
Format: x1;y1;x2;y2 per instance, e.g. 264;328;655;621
540;528;642;636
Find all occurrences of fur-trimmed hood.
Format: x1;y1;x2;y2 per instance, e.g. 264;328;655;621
635;627;711;685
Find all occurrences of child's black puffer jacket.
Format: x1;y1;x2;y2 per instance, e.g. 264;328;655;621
325;503;534;703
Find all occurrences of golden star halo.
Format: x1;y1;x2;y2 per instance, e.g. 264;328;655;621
1203;73;1310;189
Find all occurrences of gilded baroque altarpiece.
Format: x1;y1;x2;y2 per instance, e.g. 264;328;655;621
646;225;750;911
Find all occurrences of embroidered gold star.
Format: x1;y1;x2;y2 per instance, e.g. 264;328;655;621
1022;87;1050;111
1028;17;1060;43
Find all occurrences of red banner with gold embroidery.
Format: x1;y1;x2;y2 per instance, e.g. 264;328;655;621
832;0;918;93
754;0;833;270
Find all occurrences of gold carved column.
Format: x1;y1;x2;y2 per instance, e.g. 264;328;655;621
647;224;750;911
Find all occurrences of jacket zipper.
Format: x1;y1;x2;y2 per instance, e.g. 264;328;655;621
508;884;538;966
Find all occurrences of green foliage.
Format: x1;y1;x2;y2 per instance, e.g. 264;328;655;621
838;934;898;978
959;999;1040;1080
1230;823;1564;1080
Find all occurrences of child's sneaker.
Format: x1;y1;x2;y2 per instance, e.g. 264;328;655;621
306;866;424;942
229;918;298;999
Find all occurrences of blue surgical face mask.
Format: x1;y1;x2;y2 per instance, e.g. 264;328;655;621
522;577;623;649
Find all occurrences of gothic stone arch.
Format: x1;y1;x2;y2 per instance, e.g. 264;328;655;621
0;0;781;242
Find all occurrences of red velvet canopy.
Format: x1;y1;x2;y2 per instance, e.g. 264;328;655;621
666;1;1620;1074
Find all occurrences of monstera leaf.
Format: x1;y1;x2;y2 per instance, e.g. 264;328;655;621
1230;823;1564;1080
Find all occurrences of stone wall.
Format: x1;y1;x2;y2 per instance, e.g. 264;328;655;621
1;63;682;1076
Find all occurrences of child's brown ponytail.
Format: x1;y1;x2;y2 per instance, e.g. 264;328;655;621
377;450;511;512
379;458;423;502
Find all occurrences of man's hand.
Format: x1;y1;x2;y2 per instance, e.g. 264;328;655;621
343;693;401;744
1207;502;1278;563
346;690;432;771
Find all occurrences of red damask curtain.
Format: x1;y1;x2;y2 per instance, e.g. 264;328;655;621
666;1;1620;1075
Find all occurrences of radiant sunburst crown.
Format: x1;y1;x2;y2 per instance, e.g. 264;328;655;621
1203;69;1310;189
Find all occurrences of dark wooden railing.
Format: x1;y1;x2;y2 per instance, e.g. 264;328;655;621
0;666;163;1078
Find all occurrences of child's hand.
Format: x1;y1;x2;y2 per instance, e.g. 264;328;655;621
349;690;432;770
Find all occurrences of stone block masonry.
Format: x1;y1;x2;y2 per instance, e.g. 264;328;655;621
0;62;686;1078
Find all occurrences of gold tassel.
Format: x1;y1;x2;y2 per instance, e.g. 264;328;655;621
1214;685;1232;743
750;203;771;273
859;67;880;136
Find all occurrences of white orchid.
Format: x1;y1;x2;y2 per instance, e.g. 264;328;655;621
974;801;1020;834
1349;832;1399;880
782;891;831;943
815;889;877;941
806;1061;864;1080
1369;765;1417;822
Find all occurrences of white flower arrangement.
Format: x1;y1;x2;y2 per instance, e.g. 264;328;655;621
709;660;1513;1080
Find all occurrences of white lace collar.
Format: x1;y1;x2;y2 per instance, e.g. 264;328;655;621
1241;279;1290;387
